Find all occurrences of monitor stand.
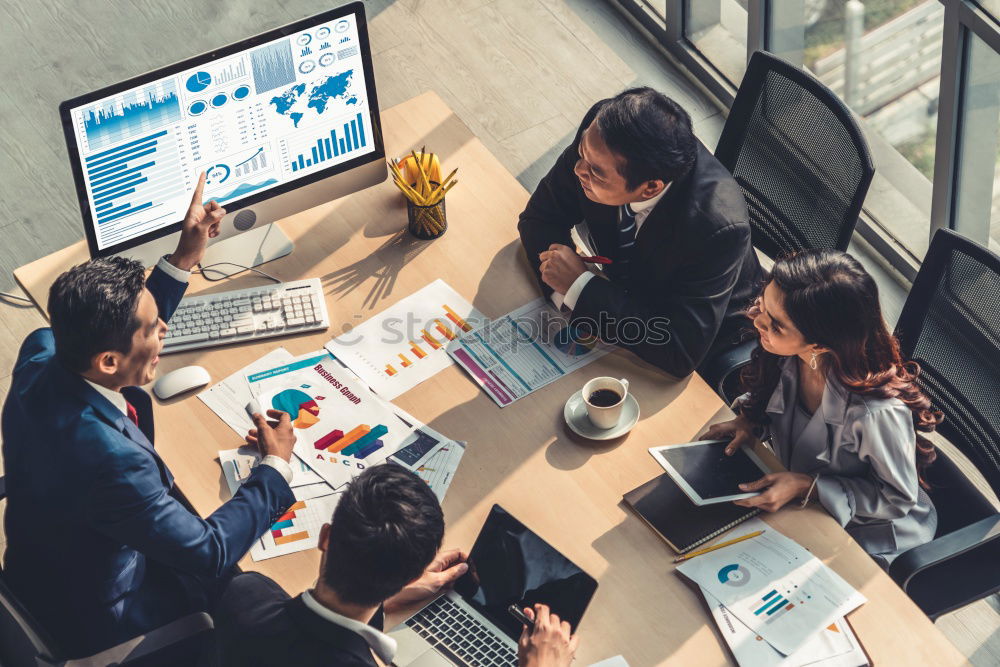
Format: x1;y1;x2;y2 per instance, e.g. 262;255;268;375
198;222;294;279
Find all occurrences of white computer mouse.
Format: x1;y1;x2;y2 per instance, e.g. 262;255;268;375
153;365;211;400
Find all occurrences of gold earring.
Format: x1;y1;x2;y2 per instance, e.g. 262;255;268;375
810;351;819;370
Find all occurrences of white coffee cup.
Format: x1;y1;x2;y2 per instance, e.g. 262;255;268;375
582;377;629;429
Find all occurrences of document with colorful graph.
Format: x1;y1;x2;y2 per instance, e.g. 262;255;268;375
447;297;610;407
388;426;466;502
251;483;344;561
248;351;417;489
702;585;869;667
676;519;866;656
324;279;486;399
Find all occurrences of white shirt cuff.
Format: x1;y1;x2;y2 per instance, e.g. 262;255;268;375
550;291;566;310
563;272;596;311
260;455;293;485
156;256;192;283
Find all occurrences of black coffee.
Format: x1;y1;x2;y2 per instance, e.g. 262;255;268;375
588;389;622;407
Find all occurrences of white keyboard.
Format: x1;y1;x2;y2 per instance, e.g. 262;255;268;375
162;278;330;354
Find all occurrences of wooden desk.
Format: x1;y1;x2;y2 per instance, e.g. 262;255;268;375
14;92;964;666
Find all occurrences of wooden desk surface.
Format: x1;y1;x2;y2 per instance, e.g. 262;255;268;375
14;92;964;666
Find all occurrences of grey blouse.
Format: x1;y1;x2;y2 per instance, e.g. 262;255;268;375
749;357;936;567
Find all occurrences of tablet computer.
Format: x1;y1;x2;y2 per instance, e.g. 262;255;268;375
649;440;771;505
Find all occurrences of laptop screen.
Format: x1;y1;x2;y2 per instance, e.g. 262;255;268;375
453;505;598;639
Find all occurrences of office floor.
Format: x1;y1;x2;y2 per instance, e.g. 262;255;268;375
0;0;997;662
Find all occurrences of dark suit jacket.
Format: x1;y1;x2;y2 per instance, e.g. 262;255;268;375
518;102;763;378
1;266;295;657
211;572;380;666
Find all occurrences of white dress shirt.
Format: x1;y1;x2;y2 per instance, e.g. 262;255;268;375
82;256;293;483
551;185;670;310
301;590;397;664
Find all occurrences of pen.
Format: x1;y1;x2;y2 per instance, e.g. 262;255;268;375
507;603;534;629
578;255;613;265
673;530;765;563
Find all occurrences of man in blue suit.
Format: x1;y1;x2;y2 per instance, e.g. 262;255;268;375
1;173;297;657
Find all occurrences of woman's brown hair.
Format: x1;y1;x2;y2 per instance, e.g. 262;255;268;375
739;250;941;486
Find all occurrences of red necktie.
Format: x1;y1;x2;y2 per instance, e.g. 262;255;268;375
125;401;140;427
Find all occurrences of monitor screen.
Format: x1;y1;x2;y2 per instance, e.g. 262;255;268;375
61;4;379;254
453;505;598;639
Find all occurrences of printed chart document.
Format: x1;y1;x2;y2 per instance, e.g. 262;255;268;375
325;279;485;399
389;427;466;502
447;297;609;407
199;347;293;436
703;587;869;666
250;483;343;561
248;352;416;489
676;519;866;656
219;447;323;491
218;449;341;561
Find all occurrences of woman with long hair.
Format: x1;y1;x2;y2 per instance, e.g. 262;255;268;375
701;249;941;566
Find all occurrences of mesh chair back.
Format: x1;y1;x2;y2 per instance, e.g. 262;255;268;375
0;573;59;666
895;228;1000;500
715;51;875;258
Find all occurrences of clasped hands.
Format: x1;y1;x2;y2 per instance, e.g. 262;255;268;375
699;416;814;513
538;244;587;295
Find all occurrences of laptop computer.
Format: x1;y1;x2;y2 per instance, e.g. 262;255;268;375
389;504;598;666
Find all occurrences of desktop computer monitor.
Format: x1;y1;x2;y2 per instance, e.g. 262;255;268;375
58;2;386;272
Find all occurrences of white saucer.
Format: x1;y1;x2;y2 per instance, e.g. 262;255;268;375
563;390;640;440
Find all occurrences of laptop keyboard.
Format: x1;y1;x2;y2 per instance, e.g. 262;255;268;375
406;596;518;666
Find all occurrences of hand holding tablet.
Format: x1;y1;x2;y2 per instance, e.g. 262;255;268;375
649;440;773;505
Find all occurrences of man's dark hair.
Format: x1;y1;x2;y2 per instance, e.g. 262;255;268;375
594;87;697;190
323;465;444;606
48;256;147;373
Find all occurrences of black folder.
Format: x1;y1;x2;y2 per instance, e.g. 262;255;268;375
623;473;760;554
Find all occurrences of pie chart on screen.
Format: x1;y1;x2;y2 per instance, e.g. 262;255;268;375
186;71;212;93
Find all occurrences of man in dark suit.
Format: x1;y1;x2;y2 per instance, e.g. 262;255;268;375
519;87;762;379
211;465;579;667
1;173;297;657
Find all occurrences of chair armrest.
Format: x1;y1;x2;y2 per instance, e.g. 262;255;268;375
63;612;214;667
889;514;1000;585
699;339;758;400
888;514;1000;618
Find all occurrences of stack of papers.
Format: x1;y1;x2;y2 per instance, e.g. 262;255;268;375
676;518;867;659
205;344;467;561
704;590;869;667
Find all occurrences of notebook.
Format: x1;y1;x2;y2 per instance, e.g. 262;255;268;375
623;473;760;554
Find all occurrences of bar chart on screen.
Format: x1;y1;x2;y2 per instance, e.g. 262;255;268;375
325;279;485;399
281;111;369;174
251;487;343;561
83;129;188;249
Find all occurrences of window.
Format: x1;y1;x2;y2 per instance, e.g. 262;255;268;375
953;31;1000;251
684;0;750;83
773;1;945;261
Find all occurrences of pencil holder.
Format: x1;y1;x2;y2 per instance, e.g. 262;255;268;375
406;184;447;240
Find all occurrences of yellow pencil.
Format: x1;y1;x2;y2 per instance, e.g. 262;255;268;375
673;530;764;563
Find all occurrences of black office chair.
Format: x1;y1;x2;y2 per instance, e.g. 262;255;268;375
887;228;1000;619
702;50;876;400
0;475;215;666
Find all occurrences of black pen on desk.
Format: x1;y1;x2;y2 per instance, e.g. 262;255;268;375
507;604;534;630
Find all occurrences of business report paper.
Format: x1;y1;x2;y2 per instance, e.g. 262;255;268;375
447;298;609;406
676;519;866;656
325;279;485;399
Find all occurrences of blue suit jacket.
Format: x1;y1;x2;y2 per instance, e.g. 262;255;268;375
1;267;295;657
